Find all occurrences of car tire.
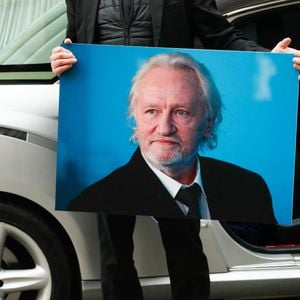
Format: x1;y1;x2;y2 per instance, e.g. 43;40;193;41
0;200;81;300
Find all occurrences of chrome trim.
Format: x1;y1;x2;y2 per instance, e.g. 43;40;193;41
224;0;300;22
81;277;172;300
27;133;56;151
82;280;101;300
0;126;56;151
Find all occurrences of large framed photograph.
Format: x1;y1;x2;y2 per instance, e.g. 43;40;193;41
56;44;298;225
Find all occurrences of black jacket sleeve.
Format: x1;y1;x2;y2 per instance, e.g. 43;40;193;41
189;0;268;51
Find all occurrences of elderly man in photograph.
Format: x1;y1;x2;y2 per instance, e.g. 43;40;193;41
70;52;277;222
69;52;277;300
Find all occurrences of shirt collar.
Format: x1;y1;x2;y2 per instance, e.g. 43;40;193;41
143;153;205;198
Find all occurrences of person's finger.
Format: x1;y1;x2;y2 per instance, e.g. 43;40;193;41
51;57;77;67
56;64;74;76
50;51;76;62
293;57;300;70
278;37;292;49
51;46;75;56
272;37;292;53
51;57;77;68
51;57;77;76
52;62;73;76
64;38;72;44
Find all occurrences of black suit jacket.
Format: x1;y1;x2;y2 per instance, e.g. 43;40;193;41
69;148;277;224
65;0;267;51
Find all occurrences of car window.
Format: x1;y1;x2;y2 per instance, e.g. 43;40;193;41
0;0;67;83
232;4;300;49
224;3;300;252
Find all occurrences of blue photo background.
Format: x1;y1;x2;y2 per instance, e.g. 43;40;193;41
56;44;299;224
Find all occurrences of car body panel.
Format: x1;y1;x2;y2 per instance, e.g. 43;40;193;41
0;0;300;299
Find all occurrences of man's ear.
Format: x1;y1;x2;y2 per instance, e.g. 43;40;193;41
203;117;214;138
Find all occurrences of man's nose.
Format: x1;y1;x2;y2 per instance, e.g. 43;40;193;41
157;112;176;136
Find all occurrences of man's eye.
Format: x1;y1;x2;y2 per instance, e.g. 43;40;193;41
146;109;157;115
175;109;189;117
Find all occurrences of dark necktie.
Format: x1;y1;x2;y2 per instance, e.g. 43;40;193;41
175;183;202;219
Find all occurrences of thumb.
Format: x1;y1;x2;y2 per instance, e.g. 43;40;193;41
278;37;292;49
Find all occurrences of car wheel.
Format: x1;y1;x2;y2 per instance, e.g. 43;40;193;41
0;200;80;300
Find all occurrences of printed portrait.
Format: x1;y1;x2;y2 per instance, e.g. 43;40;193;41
56;44;298;224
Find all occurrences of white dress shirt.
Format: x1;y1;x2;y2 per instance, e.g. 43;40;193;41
143;155;211;219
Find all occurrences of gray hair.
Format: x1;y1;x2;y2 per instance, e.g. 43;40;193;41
129;52;223;149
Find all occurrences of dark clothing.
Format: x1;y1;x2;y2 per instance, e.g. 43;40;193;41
64;1;269;299
66;0;267;51
98;214;209;300
98;215;143;300
96;0;153;45
70;148;277;225
157;218;209;300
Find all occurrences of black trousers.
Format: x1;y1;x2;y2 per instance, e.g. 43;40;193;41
97;214;210;300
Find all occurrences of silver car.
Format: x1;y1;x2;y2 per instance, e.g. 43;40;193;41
0;0;299;299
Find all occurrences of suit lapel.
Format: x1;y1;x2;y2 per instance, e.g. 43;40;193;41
130;149;185;217
83;0;99;43
150;0;164;46
199;156;220;219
